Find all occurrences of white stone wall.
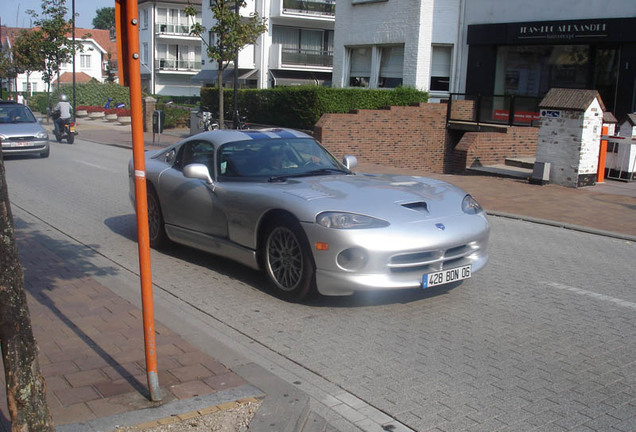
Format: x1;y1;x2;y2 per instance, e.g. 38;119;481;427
332;0;458;91
536;99;603;187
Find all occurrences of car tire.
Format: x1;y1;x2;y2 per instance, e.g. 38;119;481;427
147;187;168;248
262;215;316;302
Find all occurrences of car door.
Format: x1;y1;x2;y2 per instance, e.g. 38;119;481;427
158;139;229;238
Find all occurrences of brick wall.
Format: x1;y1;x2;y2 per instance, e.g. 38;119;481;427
315;103;453;173
453;127;539;171
314;102;538;173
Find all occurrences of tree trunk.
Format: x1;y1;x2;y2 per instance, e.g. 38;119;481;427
218;66;224;129
0;149;54;432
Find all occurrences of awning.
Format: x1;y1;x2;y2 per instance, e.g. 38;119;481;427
269;70;332;87
191;68;258;85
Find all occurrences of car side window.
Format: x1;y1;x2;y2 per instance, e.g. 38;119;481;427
174;141;215;173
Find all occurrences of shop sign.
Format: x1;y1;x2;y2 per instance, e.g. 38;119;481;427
518;21;608;41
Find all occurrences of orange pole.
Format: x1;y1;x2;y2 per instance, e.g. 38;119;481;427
597;125;608;184
122;0;162;401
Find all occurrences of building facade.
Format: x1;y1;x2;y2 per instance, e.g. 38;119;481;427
193;0;335;89
1;27;117;96
331;0;636;119
138;0;203;96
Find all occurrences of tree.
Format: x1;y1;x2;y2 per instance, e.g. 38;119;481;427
185;1;267;128
92;7;115;30
0;151;55;431
0;45;19;99
12;29;47;95
27;0;79;111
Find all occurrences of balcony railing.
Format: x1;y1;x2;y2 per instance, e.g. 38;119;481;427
156;23;193;36
282;48;333;67
155;59;202;71
282;0;335;16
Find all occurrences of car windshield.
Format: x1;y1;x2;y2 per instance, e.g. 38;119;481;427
0;105;37;124
217;137;351;180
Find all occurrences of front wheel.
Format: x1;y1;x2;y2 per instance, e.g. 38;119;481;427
262;216;316;301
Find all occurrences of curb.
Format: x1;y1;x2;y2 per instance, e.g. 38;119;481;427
487;210;636;242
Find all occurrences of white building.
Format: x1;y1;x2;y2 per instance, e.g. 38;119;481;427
332;0;636;119
193;0;335;89
137;0;203;96
1;27;117;95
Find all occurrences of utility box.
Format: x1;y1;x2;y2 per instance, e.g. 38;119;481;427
190;109;203;135
536;88;605;188
152;110;165;134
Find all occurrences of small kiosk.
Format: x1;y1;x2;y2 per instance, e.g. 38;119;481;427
536;88;605;188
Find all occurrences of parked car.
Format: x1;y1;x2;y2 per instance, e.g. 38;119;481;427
128;128;490;301
0;101;50;158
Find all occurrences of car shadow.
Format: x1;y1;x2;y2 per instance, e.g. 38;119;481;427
104;214;464;307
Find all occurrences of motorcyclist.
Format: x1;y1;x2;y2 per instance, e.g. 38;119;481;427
52;94;72;135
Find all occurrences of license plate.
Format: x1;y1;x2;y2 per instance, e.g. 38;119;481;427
69;126;75;133
7;141;30;147
423;265;471;288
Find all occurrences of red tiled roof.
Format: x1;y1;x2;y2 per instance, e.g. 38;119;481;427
1;26;117;61
52;71;94;85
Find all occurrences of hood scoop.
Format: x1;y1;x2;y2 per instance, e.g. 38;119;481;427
401;201;429;213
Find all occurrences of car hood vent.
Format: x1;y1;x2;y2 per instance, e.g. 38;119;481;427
402;201;429;213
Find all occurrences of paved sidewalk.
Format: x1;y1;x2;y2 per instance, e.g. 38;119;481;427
2;118;635;432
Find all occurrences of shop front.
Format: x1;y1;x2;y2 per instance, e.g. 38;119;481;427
465;17;636;120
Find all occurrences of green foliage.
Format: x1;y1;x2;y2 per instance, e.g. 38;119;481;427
156;103;191;128
49;82;130;110
27;0;77;88
92;7;115;30
200;86;428;130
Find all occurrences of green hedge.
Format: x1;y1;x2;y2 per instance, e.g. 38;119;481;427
26;82;131;113
200;86;428;130
156;103;191;128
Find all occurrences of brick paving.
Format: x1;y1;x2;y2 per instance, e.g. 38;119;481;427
0;227;249;429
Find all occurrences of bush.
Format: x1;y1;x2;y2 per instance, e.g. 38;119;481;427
156;103;190;128
200;86;428;130
52;82;130;110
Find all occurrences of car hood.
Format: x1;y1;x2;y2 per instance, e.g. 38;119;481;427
273;173;470;222
0;122;47;138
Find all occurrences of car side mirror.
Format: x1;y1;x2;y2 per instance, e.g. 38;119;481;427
342;155;358;170
184;163;214;185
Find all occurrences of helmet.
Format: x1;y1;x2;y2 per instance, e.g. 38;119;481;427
60;94;68;102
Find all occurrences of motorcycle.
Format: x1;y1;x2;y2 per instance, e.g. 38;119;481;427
104;97;126;109
54;118;77;144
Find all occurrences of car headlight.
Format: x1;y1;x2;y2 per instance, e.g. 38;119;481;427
35;131;48;139
0;134;7;141
462;195;483;215
316;212;389;229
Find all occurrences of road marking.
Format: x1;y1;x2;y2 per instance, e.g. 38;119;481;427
545;281;636;310
73;159;118;173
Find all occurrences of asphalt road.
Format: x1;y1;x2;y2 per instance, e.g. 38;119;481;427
4;138;636;432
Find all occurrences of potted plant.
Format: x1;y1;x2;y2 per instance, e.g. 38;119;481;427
115;108;132;125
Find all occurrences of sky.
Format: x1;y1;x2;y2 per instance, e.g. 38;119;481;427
1;0;114;30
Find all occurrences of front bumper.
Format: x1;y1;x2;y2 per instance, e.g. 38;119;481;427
302;213;490;296
1;140;49;156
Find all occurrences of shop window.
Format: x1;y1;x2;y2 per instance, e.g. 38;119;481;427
430;45;452;91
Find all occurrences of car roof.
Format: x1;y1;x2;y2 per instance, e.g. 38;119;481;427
188;128;313;147
0;101;23;106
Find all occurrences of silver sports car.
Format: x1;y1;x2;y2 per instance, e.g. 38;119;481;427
129;128;489;301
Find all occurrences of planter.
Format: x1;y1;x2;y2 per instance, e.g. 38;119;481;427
105;113;118;122
117;116;132;125
88;111;105;120
75;110;88;118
